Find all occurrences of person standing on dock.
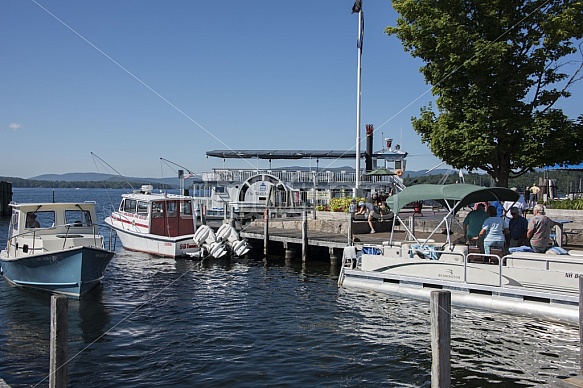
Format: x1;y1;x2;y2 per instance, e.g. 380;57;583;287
530;183;540;208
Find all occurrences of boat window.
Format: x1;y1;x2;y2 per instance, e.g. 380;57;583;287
123;199;137;214
26;211;55;228
167;201;177;217
11;211;19;229
65;210;92;227
152;202;164;218
180;201;192;216
137;201;149;215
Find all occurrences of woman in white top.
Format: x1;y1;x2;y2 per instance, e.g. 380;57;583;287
478;205;509;255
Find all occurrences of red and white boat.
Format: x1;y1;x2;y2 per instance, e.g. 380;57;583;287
105;185;202;258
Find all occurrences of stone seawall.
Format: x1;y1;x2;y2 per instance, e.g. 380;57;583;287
250;208;583;245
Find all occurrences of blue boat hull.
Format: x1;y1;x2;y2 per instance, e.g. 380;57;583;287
0;247;114;298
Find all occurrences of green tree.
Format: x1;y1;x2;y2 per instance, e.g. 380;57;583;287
386;0;583;187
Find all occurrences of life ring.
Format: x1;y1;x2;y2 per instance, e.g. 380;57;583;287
395;169;403;176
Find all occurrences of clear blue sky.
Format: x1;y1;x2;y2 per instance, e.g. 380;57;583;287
1;1;581;179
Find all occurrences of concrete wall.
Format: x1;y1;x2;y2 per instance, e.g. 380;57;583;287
254;208;583;245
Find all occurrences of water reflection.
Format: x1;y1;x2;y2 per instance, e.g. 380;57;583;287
76;285;111;344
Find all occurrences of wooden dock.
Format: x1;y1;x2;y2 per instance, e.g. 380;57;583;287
238;215;453;262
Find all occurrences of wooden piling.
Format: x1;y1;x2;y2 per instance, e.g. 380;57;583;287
347;212;353;245
263;209;269;256
49;295;68;388
329;247;338;265
579;277;583;375
430;290;451;388
302;211;308;262
0;181;12;217
200;203;207;226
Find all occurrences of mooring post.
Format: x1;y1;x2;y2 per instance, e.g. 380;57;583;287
302;210;308;262
329;247;338;265
347;212;353;245
430;290;451;388
263;208;269;256
49;295;68;388
230;205;236;227
201;203;207;226
579;277;583;374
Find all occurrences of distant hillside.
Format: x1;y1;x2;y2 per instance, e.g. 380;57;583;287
32;172;124;182
0;172;202;189
402;169;451;178
30;172;202;187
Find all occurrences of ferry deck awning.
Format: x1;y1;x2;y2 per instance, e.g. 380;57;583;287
206;150;407;160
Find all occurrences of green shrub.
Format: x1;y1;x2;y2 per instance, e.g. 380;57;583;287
328;197;365;212
546;198;583;210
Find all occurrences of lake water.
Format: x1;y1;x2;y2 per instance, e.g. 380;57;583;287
0;188;580;387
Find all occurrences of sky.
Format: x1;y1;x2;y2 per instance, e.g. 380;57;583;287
1;1;581;179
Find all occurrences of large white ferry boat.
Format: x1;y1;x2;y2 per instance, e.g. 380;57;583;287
193;139;408;222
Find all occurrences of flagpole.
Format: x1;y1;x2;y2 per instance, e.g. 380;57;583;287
354;3;363;196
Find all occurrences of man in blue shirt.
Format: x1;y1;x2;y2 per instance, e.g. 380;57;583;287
508;207;528;247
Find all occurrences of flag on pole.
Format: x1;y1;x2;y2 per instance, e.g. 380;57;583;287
352;1;364;52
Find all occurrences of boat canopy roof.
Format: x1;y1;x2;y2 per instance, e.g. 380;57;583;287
9;202;97;211
386;184;519;214
206;149;407;160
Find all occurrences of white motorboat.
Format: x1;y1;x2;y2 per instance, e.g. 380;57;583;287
339;184;583;323
1;201;115;297
105;185;202;258
105;185;251;259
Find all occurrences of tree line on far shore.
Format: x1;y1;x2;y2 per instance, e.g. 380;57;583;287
404;170;583;195
3;169;583;196
0;176;173;190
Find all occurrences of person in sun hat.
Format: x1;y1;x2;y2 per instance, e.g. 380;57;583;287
26;213;40;228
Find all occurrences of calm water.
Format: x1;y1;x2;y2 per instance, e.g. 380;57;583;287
0;188;580;387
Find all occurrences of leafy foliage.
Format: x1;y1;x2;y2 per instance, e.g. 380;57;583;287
547;198;583;210
387;0;583;187
403;169;583;196
329;197;366;212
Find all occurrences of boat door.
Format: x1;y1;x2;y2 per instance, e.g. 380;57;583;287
150;201;167;236
150;199;195;237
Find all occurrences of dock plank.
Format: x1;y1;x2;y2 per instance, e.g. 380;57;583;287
239;225;449;250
